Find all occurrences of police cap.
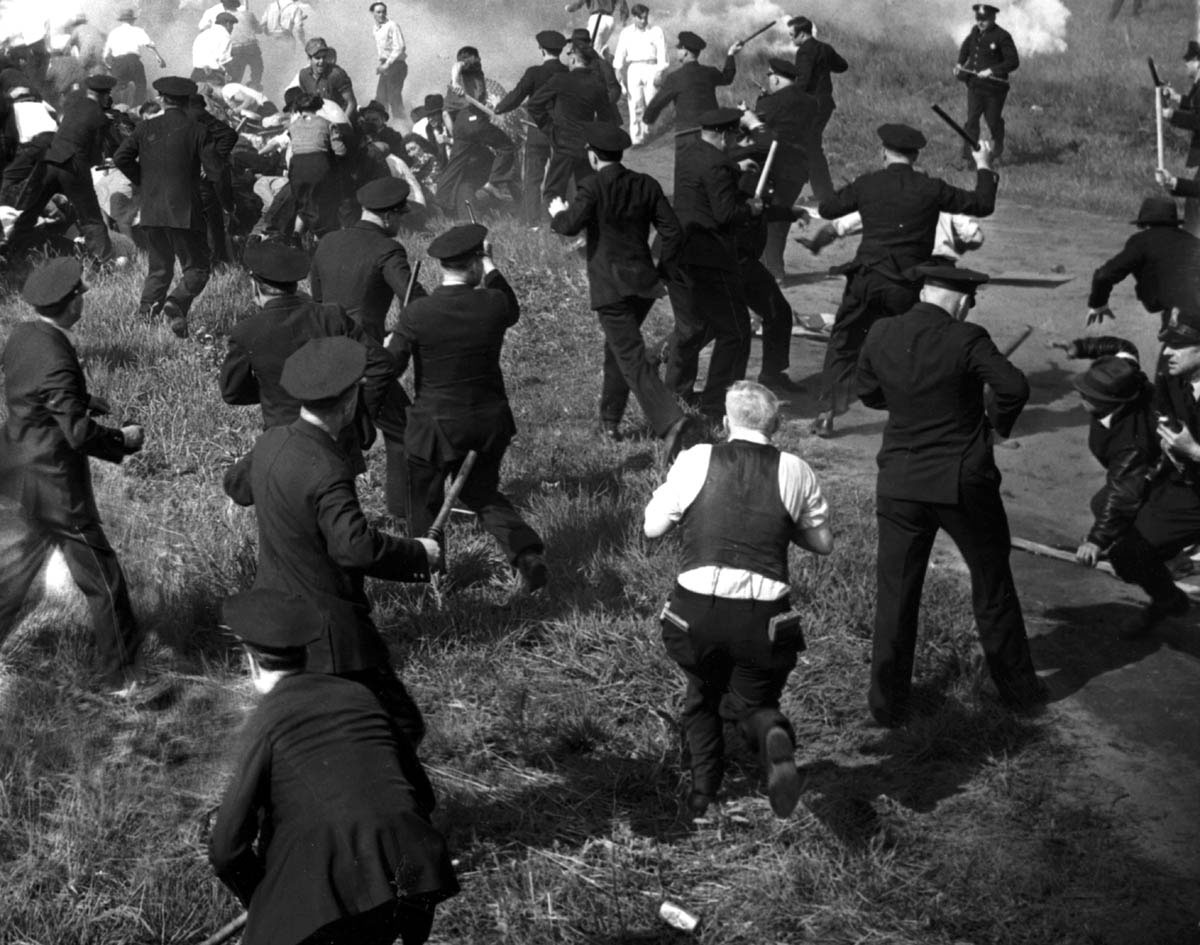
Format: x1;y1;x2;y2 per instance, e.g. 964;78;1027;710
973;3;999;16
244;240;310;283
85;74;118;92
911;263;990;294
1132;196;1179;226
1159;308;1200;347
697;106;742;130
1186;40;1200;62
537;29;567;52
220;589;324;652
677;30;706;53
153;76;199;97
877;122;927;152
583;121;631;152
427;223;488;262
281;336;368;401
767;57;799;79
21;257;85;308
357;176;410;211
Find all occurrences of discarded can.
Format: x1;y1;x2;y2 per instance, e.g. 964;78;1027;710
659;900;700;933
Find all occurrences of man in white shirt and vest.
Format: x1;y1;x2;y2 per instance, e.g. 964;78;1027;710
612;4;666;146
644;380;833;819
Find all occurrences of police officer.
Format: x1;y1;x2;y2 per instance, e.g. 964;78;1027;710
857;264;1044;726
187;93;238;266
954;3;1018;163
113;75;232;339
387;225;548;591
493;30;568;225
1;73;118;263
811;123;998;438
1161;41;1200;237
643;31;741;155
223;337;438;746
0;258;146;695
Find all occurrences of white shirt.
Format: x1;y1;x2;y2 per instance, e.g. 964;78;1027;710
192;24;233;71
644;430;830;600
613;22;667;72
104;23;153;59
373;19;405;65
197;3;226;29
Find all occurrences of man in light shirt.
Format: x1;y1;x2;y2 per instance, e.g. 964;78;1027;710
199;0;263;88
611;4;666;146
370;3;407;118
192;12;236;84
103;8;167;105
644;380;833;820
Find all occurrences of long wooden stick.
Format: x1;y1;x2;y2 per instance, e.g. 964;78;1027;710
198;913;246;945
462;92;495;118
1011;536;1200;596
1001;324;1034;358
1155;85;1166;170
426;450;478;542
402;259;422;308
931;103;980;150
737;20;777;45
754;139;779;198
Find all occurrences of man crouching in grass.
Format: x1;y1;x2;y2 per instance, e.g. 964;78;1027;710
644;380;833;818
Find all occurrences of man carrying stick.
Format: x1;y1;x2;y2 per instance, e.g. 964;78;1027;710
1161;41;1200;237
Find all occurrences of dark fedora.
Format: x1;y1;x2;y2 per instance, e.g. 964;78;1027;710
1073;355;1146;407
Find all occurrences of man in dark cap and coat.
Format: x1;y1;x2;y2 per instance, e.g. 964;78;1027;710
954;3;1018;163
786;15;847;201
643;31;742;156
209;588;459;945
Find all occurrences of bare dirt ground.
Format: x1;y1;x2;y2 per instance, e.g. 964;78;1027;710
627;139;1200;918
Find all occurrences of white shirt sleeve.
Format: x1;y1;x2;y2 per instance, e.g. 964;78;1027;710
643;444;712;537
778;453;829;530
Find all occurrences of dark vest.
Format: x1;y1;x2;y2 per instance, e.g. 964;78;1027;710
680;441;793;583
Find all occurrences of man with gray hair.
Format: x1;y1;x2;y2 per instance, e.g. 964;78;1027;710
644;380;833;820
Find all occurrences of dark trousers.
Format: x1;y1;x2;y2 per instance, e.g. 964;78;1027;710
297;899;436;945
661;586;796;797
1108;477;1200;606
0;136;51;207
109;53;146;105
199;179;231;264
375;59;408;116
962;84;1009;160
290;152;336;235
6;160;113;261
438;126;516;217
817;268;919;416
740;258;792;376
542;146;594;201
521;139;551;225
375;385;411;522
871;480;1040;726
665;264;751;416
596;296;684;436
0;509;141;686
228;43;263;88
140;225;212;316
760;161;808;276
407;449;542;564
807;100;836;203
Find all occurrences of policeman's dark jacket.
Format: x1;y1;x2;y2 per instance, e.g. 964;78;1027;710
219;297;397;428
310;222;428;342
792;37;848;105
387;271;520;462
191;104;239;162
818;166;998;279
1153;369;1200;486
526;68;620;156
956;21;1019;83
209;673;459;945
1088;226;1200;321
673;138;755;272
549;162;682;307
1168;82;1200;166
494;58;568;146
679;442;795;582
857;301;1029;503
43;94;115;168
113;106;231;227
0;320;132;527
753;84;819;164
222;420;429;672
642;56;736;129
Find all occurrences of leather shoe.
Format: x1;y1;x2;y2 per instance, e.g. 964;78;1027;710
514;549;548;592
162;299;189;339
764;726;801;818
757;372;805;394
796;222;837;255
1119;590;1189;640
687;790;714;818
810;413;834;438
600;422;622;442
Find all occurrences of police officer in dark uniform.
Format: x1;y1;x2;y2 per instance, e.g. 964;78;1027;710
527;38;621;204
493;30;568;226
811;123;998;437
1;73;118;263
187;93;238;266
0;258;146;695
310;177;424;518
955;3;1018;163
1162;41;1200;236
210;589;459;945
643;31;740;155
113;76;232;339
223;337;438;747
857;264;1044;727
548;122;694;452
666;106;762;419
568;27;622;104
386;225;548;591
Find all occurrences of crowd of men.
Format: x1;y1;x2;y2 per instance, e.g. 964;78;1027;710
2;3;1200;943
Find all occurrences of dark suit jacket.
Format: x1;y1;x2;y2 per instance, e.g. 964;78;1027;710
1169;82;1200;167
643;57;736;129
43;95;113;168
386;271;519;462
673;139;753;272
792;38;848;107
0;320;131;528
857;301;1029;504
494;58;568;147
310;221;427;342
222;420;430;672
209;673;458;945
818;164;998;278
1088;225;1200;319
526;68;620;155
549;162;681;307
218;295;397;429
1086;390;1157;548
113;106;228;229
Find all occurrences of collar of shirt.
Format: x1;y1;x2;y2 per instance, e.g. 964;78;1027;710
1098;411;1116;429
727;428;769;445
1190;377;1200;402
37;315;75;343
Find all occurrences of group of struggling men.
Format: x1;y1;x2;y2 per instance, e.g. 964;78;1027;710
5;5;1200;945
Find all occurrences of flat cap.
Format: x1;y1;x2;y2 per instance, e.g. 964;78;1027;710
214;11;238;25
220;589;324;651
1073;356;1145;407
537;29;567;52
767;57;799;79
357;176;410;211
304;37;329;56
281;336;367;401
360;98;389;119
116;6;136;20
911;262;990;293
1186;40;1200;61
1159;307;1200;347
570;27;593;43
677;30;706;53
1133;196;1179;226
85;74;117;92
583;121;631;152
21;257;84;307
697;106;742;129
153;76;199;97
427;223;488;261
973;3;999;15
877;122;927;151
244;240;310;282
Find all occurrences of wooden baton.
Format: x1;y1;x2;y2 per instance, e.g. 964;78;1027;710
754;139;779;199
931;103;980;151
426;450;478;542
198;913;247;945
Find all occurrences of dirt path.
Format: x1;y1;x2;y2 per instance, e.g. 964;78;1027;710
625;140;1200;905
